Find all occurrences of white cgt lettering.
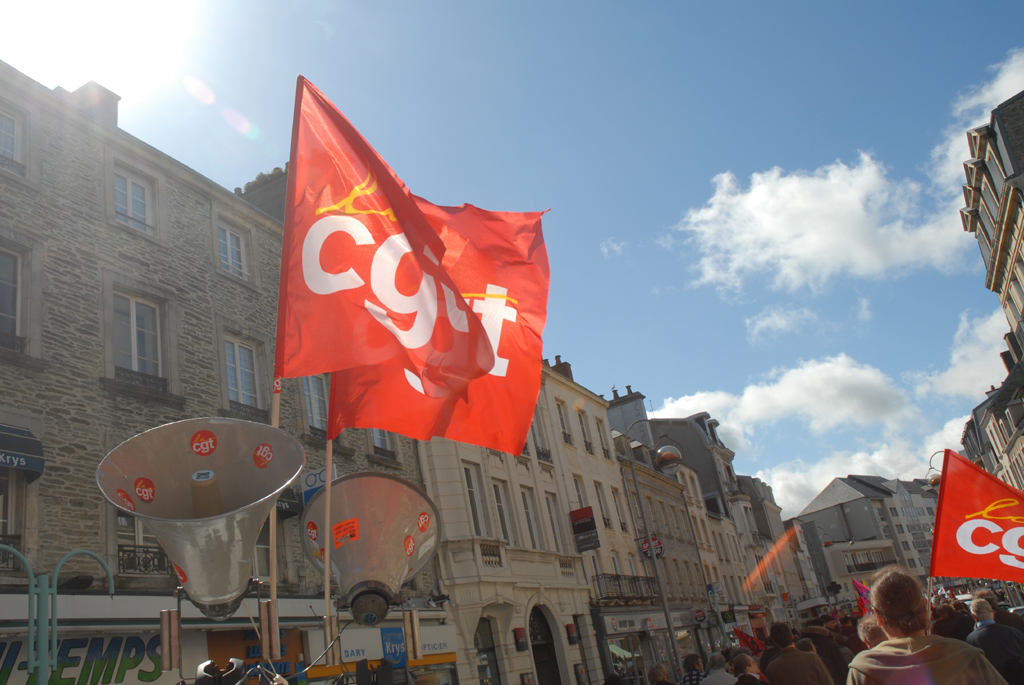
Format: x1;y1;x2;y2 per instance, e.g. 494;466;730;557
1002;528;1024;569
956;519;1002;554
365;233;438;350
302;215;374;294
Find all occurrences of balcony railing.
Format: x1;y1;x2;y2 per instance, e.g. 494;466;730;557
584;440;595;455
536;447;553;463
373;445;397;461
0;535;22;572
118;544;174;576
592;574;659;601
562;432;573;445
309;426;328;441
480;543;502;568
115;366;168;393
522;443;530;456
0;331;26;354
229;400;270;423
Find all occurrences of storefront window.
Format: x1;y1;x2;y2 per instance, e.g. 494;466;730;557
474;619;502;685
607;635;645;685
675;629;698;659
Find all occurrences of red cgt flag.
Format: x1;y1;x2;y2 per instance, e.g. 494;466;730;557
732;628;765;655
931;449;1024;582
326;198;550;454
274;77;493;398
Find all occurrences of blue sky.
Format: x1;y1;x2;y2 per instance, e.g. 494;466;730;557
7;1;1024;515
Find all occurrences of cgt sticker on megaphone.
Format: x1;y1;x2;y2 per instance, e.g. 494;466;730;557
116;489;136;512
417;512;430;532
172;562;188;584
404;536;416;556
307;521;319;542
134;477;155;503
191;430;217;455
253;443;274;469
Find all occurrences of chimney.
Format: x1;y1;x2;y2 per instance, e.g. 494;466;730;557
56;81;121;127
612;388;619;399
551;355;573;382
626;385;632;395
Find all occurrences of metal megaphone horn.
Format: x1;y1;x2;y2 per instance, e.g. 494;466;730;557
96;418;305;619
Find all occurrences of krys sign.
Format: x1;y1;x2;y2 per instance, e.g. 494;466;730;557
0;635;171;685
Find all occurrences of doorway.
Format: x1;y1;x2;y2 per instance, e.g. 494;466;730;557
530;606;563;685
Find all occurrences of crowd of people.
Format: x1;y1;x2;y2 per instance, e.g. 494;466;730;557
604;566;1024;685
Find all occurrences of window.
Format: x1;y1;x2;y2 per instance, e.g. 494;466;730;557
493;481;515;545
464;465;487;537
647;497;657;532
254;518;271;578
370;428;391;450
218;226;248;277
889;507;898;516
521;488;540;549
628;556;637;576
0;249;18;344
895;524;904;534
114;172;151;232
545;493;562;553
0;467;17;536
594;483;609;527
114;294;161;377
902;541;911;551
117;511;159;549
0;113;14;160
926;507;934;516
302;376;329;431
573;476;587;508
908;558;917;569
225;339;259;406
577;411;593;453
596;418;609;458
611;489;627;531
611;555;621;575
556;402;572;444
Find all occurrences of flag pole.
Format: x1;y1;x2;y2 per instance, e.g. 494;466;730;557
324;426;334;660
269;381;281;658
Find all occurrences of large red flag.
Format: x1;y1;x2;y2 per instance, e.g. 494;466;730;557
930;449;1024;582
326;198;549;454
274;77;493;398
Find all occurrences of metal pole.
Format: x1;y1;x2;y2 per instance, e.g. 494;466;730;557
625;459;682;680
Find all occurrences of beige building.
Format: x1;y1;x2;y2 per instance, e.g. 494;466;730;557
819;538;899;611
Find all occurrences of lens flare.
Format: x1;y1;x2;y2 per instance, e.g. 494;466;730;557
743;526;796;593
182;75;215;105
222;108;261;141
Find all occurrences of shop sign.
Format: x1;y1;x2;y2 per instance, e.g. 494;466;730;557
380;628;407;668
671;611;694;627
570;507;600;553
693;609;706;623
605;614;664;634
640;536;664;559
419;625;457;655
721;611;737;624
301;465;338;505
0;635;170;685
207;629;304;681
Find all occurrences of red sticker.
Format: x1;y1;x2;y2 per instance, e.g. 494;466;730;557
333;518;360;548
134;478;155;503
190;430;217;455
319;547;325;560
404;535;416;556
253;443;273;469
172;563;187;584
307;521;319;543
116;489;136;512
417;512;430;532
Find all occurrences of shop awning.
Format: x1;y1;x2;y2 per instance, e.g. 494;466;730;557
0;424;45;483
275;488;302;520
609;644;634;659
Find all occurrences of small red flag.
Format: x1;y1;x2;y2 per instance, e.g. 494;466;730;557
326;198;550;453
274;77;493;397
930;449;1024;582
732;627;765;654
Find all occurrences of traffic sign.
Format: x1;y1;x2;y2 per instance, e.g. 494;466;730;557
694;609;706;623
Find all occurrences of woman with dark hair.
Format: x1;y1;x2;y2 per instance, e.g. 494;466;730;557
847;566;1006;685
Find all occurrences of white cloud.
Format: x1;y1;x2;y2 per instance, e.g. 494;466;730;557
857;298;872;322
757;415;967;517
746;306;817;342
911;308;1009;399
600;237;627;259
672;50;1024;293
653;354;913;452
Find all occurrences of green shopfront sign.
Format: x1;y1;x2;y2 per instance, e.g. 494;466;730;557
0;636;172;685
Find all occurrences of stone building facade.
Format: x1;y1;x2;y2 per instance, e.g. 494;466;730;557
0;60;450;685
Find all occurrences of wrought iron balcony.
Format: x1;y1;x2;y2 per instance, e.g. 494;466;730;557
118;544;174;576
0;154;25;176
309;426;327;441
115;366;168;393
521;443;530;456
229;400;270;423
584;440;595;454
373;444;397;461
536;447;553;463
0;535;22;572
592;573;659;601
0;331;26;353
562;431;573;445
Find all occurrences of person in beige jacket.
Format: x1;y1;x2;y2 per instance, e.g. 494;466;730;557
846;566;1007;685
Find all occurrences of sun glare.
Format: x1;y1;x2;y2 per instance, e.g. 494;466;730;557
6;0;200;104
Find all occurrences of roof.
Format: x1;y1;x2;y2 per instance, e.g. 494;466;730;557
799;479;872;516
843;475;896;498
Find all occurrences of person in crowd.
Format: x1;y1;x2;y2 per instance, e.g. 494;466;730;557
764;623;834;685
603;675;622;685
840;616;867;655
847;566;1006;684
932;603;976;642
680;654;706;685
757;640;780;675
647;664;673;685
700;654;735;685
726;646;752;664
730;655;760;685
795;638;816;652
967;598;1024;685
856;614;888;649
800;618;849;684
975;588;1024;634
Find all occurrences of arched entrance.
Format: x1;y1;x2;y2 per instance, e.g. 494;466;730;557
530;607;562;685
